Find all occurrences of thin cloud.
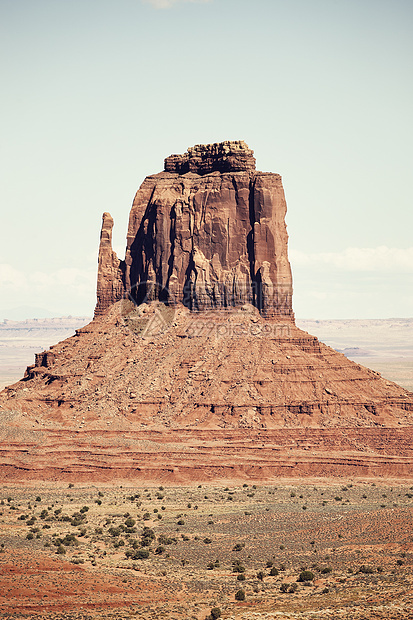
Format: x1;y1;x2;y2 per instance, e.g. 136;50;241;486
290;246;413;273
142;0;210;8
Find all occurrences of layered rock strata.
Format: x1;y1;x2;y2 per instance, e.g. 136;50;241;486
1;303;413;481
95;141;293;318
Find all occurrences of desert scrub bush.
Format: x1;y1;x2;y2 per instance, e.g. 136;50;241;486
269;567;279;576
203;537;212;544
177;519;185;525
358;565;374;574
26;532;34;540
232;542;245;552
298;570;315;582
235;589;245;601
237;573;246;581
209;608;222;620
321;567;332;574
70;512;86;527
61;534;79;547
232;561;246;573
257;570;265;581
56;545;66;554
141;527;156;547
158;534;175;545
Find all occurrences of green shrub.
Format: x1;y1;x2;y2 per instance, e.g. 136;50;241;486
298;570;315;582
132;549;149;560
321;567;332;574
358;565;374;574
269;567;279;576
237;573;246;581
235;589;245;601
108;526;122;537
257;570;265;581
158;534;174;545
210;608;221;619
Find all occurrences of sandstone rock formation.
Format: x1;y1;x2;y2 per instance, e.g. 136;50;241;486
1;141;413;483
95;141;293;318
94;212;124;316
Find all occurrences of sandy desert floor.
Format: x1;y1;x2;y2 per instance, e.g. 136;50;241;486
1;480;413;619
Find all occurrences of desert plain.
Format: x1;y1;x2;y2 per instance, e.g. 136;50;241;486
1;317;413;619
1;479;413;620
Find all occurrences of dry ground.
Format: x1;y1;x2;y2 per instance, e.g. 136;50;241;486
1;480;413;620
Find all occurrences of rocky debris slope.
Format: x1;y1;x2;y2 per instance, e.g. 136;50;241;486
1;302;413;481
95;141;293;318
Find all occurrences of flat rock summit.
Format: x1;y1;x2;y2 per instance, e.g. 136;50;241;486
1;141;413;483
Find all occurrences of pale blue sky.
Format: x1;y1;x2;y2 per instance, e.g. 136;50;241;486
0;0;412;319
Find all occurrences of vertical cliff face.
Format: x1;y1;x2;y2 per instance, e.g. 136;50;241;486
95;141;293;319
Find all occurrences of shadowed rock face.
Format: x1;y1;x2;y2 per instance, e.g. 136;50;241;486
95;141;293;318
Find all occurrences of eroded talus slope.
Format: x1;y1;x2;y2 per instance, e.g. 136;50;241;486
1;302;412;482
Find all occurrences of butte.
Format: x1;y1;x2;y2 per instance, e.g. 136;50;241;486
1;141;413;483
